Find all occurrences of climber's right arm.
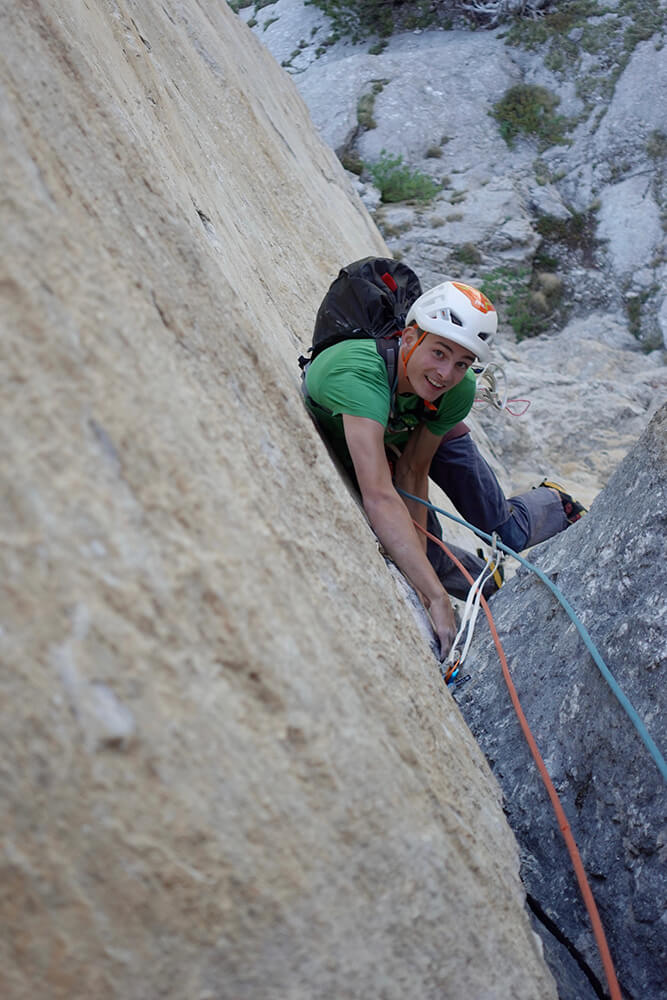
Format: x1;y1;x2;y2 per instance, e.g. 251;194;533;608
342;413;456;658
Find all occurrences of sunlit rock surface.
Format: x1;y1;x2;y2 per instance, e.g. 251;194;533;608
0;2;558;998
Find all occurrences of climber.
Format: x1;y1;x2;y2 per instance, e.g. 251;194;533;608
303;277;585;658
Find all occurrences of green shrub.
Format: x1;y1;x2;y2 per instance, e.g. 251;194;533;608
505;0;599;49
505;1;666;122
364;150;442;203
480;266;539;341
625;294;642;337
356;80;388;131
647;129;667;161
357;93;377;130
535;208;598;265
304;0;435;42
491;84;569;149
452;243;482;266
340;153;364;174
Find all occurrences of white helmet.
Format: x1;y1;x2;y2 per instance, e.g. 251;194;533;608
406;280;497;362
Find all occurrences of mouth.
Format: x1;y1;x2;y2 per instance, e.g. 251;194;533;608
425;374;447;390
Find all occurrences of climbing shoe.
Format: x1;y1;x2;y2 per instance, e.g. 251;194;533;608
537;479;587;524
476;549;504;591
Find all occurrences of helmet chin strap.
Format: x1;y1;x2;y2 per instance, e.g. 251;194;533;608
400;327;438;411
401;326;428;376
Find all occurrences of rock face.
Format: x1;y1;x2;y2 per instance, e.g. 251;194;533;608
1;2;558;998
459;403;667;1000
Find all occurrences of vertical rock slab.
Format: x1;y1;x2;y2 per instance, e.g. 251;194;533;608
0;2;557;998
460;404;667;999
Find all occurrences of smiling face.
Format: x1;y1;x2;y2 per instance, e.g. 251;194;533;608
398;326;476;401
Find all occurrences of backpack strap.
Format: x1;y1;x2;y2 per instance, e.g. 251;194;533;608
375;336;400;425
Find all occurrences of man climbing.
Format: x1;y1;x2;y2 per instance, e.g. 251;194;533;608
303;271;585;658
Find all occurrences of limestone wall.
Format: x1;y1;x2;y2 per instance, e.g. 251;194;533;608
0;3;556;997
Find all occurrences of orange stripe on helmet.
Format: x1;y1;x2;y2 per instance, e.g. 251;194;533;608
452;281;495;314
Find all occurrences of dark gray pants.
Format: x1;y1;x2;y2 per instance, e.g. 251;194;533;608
425;430;568;599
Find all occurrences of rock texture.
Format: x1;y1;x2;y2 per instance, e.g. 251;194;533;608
474;314;667;505
459;403;667;1000
1;2;559;999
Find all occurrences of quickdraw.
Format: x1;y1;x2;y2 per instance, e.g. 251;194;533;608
474;362;530;417
441;532;505;691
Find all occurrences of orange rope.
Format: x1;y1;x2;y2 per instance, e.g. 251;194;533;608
415;521;623;1000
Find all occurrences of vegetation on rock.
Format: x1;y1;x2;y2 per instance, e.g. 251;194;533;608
505;0;667;125
364;150;443;203
491;84;570;149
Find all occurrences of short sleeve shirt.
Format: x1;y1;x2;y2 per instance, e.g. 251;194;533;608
305;339;476;470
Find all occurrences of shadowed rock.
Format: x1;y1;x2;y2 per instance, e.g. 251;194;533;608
460;402;667;1000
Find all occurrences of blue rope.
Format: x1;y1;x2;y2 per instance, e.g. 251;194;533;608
397;488;667;784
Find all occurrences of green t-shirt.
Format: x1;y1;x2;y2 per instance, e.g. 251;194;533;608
305;339;475;470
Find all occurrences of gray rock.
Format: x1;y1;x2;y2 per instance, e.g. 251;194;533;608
474;314;667;501
458;403;667;999
659;295;667;349
597;174;663;278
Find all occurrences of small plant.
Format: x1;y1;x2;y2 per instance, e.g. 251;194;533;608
380;220;412;239
364;150;442;204
480;266;539;340
356;80;388;131
647;130;667;161
505;0;599;49
426;146;443;158
357;93;377;130
533;158;552;187
535;207;599;265
340;153;363;175
453;242;482;266
623;285;657;340
625;293;642;337
504;0;667;125
491;84;570;150
304;0;436;43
